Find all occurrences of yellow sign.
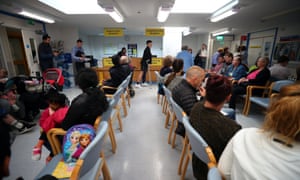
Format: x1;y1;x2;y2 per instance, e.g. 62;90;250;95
250;46;262;48
102;58;113;67
151;58;162;66
104;28;124;37
145;28;164;36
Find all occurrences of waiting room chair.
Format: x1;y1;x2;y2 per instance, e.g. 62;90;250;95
162;85;175;129
243;80;294;115
36;121;111;180
171;99;185;148
181;116;217;180
154;71;165;105
207;167;222;180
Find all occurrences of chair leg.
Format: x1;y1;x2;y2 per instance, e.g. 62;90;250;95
181;152;191;180
102;159;112;180
168;113;175;144
126;89;131;107
178;136;188;175
162;97;167;114
157;94;160;104
121;94;128;117
108;120;117;153
164;111;170;129
172;120;178;148
117;111;123;132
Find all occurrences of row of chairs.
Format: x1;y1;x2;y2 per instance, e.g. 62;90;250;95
35;73;133;179
158;83;222;180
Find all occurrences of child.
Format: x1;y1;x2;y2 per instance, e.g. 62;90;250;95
32;92;68;161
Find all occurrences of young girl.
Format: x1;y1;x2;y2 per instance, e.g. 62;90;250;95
32;92;68;161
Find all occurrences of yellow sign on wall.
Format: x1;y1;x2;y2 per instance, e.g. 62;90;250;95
102;58;113;67
104;28;124;37
145;28;164;36
151;58;162;66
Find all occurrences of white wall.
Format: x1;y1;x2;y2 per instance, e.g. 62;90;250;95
46;24;79;53
182;34;209;56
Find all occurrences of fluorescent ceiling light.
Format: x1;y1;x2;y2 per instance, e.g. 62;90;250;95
18;10;55;23
103;6;124;23
210;9;238;22
182;27;192;36
210;0;239;22
38;0;106;14
212;28;231;36
171;0;232;14
157;6;172;22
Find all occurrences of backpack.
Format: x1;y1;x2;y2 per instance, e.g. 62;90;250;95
62;124;96;163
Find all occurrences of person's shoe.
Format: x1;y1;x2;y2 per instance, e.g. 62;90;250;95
18;122;35;134
135;84;141;88
141;82;149;87
32;147;42;161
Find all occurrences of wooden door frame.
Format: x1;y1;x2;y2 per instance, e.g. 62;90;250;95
7;29;30;75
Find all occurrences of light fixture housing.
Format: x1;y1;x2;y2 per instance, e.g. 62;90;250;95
210;0;239;22
104;6;124;23
182;27;192;36
157;5;172;22
18;10;55;23
212;28;231;36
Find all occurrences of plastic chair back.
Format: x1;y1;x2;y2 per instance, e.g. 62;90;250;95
271;80;294;92
78;121;108;177
207;167;222;180
172;99;185;123
154;71;164;84
111;87;123;107
183;116;210;164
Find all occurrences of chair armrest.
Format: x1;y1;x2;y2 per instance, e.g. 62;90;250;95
101;86;118;90
206;146;217;168
47;128;67;155
246;85;270;98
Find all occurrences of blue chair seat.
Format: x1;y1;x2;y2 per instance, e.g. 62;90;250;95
249;97;270;108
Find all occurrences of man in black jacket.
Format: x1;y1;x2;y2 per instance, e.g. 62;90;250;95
172;66;205;136
38;34;58;72
136;40;152;88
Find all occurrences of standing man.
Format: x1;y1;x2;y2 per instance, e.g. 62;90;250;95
136;40;152;88
176;45;193;73
38;34;58;72
71;39;85;74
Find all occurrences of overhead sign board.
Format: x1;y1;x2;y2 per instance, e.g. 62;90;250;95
145;28;164;36
104;28;124;37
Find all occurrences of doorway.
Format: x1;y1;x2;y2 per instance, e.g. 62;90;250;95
6;27;30;75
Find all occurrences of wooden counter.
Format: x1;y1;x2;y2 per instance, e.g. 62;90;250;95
94;57;163;84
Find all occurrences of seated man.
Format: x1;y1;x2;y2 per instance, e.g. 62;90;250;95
189;75;241;180
103;55;131;94
172;66;206;136
269;55;291;80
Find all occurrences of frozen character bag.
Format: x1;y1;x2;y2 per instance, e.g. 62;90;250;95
62;124;96;163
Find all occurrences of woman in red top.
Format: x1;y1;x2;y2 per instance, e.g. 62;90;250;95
229;57;270;109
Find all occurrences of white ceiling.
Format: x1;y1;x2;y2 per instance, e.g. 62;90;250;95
0;0;300;36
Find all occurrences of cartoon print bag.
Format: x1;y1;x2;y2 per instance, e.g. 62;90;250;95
62;124;96;163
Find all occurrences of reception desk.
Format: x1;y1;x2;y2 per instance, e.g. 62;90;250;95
94;57;163;84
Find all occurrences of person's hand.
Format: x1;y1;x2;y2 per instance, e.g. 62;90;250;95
198;86;206;97
49;108;55;115
238;78;248;84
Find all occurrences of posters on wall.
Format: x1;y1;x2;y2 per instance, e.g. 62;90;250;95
274;41;300;61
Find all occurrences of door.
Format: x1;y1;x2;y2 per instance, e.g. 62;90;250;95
7;28;30;75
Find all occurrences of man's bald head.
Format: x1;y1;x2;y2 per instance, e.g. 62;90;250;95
186;66;205;89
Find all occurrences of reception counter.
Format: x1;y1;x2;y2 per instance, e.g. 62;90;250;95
94;57;163;84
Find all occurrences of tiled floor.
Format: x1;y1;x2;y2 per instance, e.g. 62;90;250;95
4;84;265;180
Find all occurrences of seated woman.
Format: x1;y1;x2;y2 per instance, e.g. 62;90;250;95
210;55;224;74
157;55;174;95
61;68;109;130
229;56;270;109
218;84;300;179
189;74;241;180
226;55;247;81
164;59;184;91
